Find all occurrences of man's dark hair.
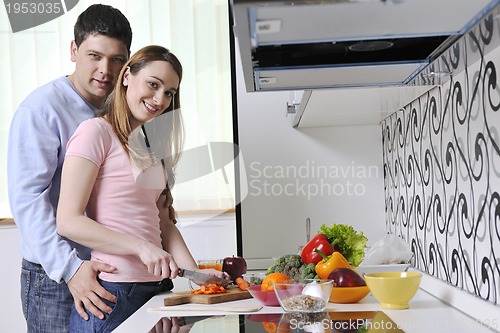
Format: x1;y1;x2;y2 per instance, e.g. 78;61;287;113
74;4;132;51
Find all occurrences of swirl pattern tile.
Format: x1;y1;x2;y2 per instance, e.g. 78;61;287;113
382;6;500;305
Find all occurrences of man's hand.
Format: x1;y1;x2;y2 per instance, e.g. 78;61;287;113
67;261;117;320
157;189;177;224
149;317;193;333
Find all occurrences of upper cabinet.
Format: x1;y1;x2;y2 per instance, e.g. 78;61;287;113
290;85;433;127
230;0;499;91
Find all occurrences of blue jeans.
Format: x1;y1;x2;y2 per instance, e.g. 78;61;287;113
70;278;173;333
21;259;73;333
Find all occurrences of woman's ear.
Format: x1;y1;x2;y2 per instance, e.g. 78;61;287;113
122;66;131;86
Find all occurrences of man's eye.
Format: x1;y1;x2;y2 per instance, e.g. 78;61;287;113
113;58;125;63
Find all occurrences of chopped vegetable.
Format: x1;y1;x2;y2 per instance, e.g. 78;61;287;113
300;234;335;264
235;277;250;291
191;283;227;295
262;322;278;333
318;223;368;266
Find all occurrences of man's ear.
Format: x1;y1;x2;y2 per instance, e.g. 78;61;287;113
70;40;78;62
122;66;131;86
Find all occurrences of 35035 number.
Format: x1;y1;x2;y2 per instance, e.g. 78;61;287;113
5;2;63;14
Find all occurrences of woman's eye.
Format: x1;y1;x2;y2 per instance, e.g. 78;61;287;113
148;82;158;89
165;91;175;98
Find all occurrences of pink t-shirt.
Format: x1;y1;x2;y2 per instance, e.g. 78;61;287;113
66;117;166;282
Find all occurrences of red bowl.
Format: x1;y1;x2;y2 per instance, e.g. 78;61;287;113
247;285;280;306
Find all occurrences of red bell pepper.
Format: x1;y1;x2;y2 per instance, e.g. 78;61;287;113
300;234;334;264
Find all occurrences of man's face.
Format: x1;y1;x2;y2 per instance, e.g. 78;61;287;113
70;34;129;108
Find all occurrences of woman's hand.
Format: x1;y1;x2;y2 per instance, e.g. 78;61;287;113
194;268;231;286
138;240;179;279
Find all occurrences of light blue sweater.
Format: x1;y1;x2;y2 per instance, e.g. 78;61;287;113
7;76;98;283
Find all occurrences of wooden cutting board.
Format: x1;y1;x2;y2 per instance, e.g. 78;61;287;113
164;286;251;306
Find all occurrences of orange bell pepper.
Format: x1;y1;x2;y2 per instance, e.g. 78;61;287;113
314;249;351;280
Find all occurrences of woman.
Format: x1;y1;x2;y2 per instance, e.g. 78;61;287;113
56;45;226;332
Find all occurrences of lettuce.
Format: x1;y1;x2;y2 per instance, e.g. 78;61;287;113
318;223;368;267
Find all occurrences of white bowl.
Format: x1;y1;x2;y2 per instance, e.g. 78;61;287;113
355;264;410;275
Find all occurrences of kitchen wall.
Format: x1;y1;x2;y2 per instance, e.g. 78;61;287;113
235;46;388;270
382;7;500;306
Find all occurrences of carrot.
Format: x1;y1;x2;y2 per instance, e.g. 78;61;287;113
236;277;250;291
191;283;228;294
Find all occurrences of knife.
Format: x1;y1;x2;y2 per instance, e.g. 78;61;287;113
177;268;231;286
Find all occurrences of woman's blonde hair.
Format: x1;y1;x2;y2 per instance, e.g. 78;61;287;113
100;45;184;175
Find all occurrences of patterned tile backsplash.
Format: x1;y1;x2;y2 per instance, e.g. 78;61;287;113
382;6;500;305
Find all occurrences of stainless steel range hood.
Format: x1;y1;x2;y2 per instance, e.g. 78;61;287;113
231;0;499;91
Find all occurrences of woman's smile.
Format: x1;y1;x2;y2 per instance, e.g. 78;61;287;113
143;101;159;115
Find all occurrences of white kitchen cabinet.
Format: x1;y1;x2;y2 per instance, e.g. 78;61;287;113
0;225;26;332
291;85;433;127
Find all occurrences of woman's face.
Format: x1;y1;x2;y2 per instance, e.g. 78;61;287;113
123;60;179;130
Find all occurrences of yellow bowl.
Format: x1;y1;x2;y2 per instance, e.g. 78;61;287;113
364;271;422;309
329;285;370;303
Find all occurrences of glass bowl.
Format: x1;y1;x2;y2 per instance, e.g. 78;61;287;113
196;258;223;271
273;280;333;313
247;285;280;306
278;312;331;332
242;272;266;286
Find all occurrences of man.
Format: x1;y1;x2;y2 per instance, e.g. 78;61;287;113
7;4;134;332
